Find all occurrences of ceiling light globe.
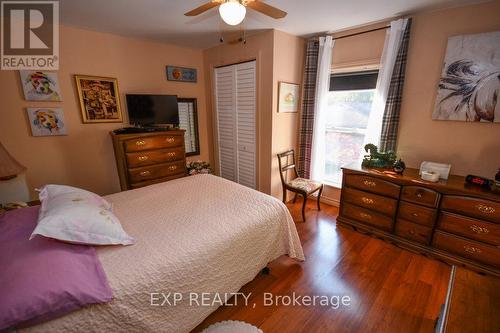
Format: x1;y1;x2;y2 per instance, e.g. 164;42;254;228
219;1;246;26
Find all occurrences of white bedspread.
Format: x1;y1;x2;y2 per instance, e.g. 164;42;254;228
22;174;304;333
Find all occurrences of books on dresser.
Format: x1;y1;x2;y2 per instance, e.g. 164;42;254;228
110;130;187;190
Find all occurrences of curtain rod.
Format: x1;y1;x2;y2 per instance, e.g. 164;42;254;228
330;25;390;41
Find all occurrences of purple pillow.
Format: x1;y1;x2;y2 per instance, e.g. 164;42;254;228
0;206;113;331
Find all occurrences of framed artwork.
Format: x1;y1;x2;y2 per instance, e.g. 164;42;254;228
26;108;67;136
74;75;123;123
432;30;500;122
178;98;200;157
20;70;62;101
278;82;300;113
166;66;197;82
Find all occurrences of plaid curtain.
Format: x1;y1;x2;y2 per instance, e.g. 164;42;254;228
379;19;412;152
297;39;319;178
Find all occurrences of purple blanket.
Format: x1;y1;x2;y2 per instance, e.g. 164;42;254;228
0;206;112;331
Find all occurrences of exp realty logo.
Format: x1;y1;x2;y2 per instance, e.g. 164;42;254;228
1;0;59;70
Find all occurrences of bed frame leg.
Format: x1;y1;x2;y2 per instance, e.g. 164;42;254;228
261;267;270;275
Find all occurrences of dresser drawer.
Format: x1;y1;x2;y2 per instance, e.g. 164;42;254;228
398;201;437;227
342;187;397;217
344;174;400;199
433;231;500;268
438;212;500;246
401;186;439;208
395;219;432;245
441;196;500;223
126;147;184;168
124;135;184;152
341;202;393;231
128;160;185;183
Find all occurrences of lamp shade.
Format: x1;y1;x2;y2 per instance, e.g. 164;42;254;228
219;1;246;26
0;142;26;180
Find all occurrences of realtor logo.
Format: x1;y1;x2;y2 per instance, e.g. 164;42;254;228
1;0;59;70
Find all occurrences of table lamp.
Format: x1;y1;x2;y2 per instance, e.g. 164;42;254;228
0;142;29;204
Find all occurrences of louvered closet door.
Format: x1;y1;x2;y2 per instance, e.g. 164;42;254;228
235;61;256;189
215;65;237;181
214;60;256;189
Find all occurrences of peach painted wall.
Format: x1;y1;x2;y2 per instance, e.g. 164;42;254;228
271;30;305;200
397;0;500;179
0;25;208;198
203;30;275;194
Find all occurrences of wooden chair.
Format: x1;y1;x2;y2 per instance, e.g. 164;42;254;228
277;150;323;221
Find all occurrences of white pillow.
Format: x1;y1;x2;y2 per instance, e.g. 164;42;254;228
30;185;135;246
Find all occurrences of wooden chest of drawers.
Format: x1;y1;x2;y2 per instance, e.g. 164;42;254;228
110;130;187;190
338;166;500;276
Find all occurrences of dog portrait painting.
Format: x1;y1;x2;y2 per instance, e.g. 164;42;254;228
75;75;123;123
27;108;67;136
20;71;62;101
433;31;500;122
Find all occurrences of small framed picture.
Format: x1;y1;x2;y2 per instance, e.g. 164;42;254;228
26;108;67;136
20;70;62;101
74;75;123;123
166;66;197;82
278;82;300;113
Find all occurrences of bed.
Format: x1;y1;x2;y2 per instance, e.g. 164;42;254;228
21;174;304;333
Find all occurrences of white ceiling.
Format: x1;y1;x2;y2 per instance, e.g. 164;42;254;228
59;0;487;49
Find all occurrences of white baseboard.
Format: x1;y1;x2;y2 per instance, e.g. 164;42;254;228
285;193;340;207
320;196;340;207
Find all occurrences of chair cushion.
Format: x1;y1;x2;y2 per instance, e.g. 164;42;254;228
287;178;322;193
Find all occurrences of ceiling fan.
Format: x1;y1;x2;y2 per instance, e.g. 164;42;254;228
184;0;287;26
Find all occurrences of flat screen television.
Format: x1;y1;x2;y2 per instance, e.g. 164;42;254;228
126;94;179;126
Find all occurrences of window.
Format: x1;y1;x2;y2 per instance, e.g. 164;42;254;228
324;70;378;186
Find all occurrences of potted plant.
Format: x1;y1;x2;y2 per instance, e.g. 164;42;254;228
186;160;213;176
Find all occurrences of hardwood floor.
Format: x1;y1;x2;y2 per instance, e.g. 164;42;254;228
193;201;452;333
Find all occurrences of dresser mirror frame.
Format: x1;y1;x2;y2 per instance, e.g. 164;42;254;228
178;98;200;157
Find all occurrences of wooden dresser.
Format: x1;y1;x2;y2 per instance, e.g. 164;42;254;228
338;166;500;276
110;130;187;190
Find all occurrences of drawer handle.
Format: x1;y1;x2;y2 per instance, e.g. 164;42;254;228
360;212;371;220
135;140;147;146
412;213;419;217
168;165;178;171
470;225;490;234
165;137;175;143
408;229;415;235
361;197;374;205
167;152;177;157
138;156;149;161
139;170;151;176
363;180;376;187
463;245;482;254
476;204;495;214
416;192;423;198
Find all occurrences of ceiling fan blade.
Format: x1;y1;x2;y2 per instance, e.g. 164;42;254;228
246;1;287;19
184;1;220;16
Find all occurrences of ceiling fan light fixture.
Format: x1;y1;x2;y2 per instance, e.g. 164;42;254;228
219;1;246;26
